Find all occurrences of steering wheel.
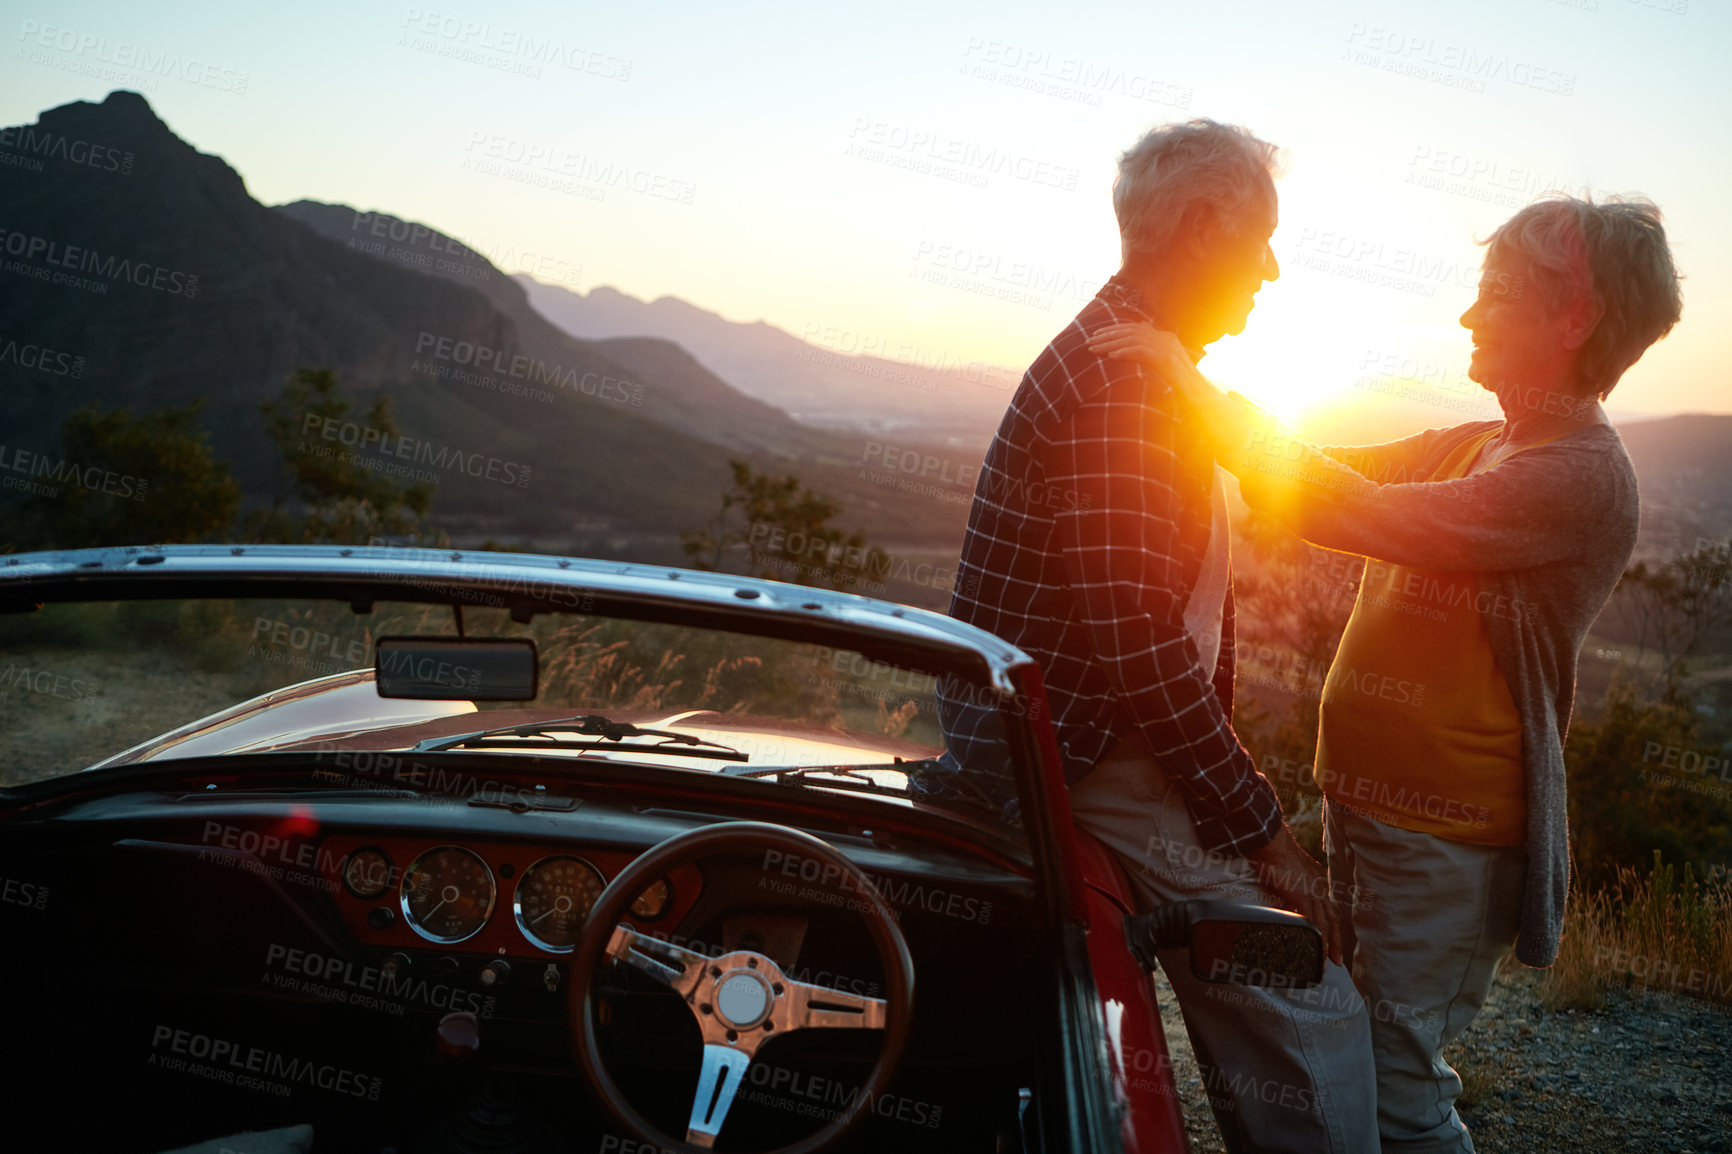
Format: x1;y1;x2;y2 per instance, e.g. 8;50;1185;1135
570;821;916;1152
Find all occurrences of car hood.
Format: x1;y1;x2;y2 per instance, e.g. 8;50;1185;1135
91;669;939;776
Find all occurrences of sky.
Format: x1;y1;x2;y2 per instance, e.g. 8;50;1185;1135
4;0;1727;422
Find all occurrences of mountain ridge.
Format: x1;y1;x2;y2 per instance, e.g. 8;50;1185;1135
1;91;968;549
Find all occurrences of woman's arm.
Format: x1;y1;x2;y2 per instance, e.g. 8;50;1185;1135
1285;443;1615;573
1085;323;1452;482
1084;323;1608;571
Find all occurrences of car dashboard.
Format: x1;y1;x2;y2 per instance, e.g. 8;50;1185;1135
0;758;1056;1154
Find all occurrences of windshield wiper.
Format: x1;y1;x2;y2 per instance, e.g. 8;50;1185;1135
718;759;935;798
757;758;1020;823
411;713;748;761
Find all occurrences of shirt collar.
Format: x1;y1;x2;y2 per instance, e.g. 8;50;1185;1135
1099;274;1153;321
1099;275;1202;361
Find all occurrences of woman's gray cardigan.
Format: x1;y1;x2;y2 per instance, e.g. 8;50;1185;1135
1258;419;1639;967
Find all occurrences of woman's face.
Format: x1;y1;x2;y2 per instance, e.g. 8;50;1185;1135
1459;247;1583;401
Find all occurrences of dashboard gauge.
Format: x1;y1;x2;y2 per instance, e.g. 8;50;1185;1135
630;877;672;921
343;847;393;898
401;846;496;943
514;856;606;952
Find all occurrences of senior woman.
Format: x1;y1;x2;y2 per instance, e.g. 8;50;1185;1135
1088;196;1683;1153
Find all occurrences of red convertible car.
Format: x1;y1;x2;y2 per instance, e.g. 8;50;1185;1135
0;544;1319;1154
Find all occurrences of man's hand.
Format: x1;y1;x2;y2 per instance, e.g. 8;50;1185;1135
1246;825;1343;967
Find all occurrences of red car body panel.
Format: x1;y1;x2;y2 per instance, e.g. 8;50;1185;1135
1076;832;1189;1154
1012;661;1188;1153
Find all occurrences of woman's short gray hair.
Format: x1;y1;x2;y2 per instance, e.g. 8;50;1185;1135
1485;196;1683;399
1113;119;1282;260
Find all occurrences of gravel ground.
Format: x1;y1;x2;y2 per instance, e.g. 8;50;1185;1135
1154;963;1732;1153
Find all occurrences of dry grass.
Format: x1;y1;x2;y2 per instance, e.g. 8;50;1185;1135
1543;852;1732;1011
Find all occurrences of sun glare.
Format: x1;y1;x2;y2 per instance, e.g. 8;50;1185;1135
1199;311;1369;425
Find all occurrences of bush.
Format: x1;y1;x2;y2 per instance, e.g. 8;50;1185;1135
1565;684;1732;892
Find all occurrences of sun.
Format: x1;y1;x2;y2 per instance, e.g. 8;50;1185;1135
1197;304;1369;425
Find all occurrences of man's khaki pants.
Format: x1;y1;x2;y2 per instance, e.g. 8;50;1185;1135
1070;737;1379;1154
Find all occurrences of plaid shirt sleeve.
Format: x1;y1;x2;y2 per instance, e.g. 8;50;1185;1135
1043;363;1283;857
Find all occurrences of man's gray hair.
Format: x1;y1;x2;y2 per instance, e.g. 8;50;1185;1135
1485;196;1683;400
1113;119;1282;261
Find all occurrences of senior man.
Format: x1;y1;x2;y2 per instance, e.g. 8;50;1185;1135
940;120;1377;1153
1092;195;1684;1152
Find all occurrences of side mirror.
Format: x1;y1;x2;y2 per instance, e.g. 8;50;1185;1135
374;637;539;701
1124;900;1324;989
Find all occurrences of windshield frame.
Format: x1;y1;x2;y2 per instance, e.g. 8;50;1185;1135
0;543;1048;863
0;543;1025;692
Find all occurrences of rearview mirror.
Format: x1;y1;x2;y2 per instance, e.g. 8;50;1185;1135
374;637;538;701
1125;900;1324;989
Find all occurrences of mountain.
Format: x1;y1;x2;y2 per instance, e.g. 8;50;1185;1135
273;200;823;460
515;280;1016;446
0;91;932;552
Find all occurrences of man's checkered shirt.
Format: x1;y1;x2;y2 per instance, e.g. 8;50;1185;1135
941;276;1283;857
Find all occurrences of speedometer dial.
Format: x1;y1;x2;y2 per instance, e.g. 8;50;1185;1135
401;846;496;943
513;855;606;952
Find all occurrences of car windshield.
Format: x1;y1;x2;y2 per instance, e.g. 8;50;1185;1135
0;593;1024;843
